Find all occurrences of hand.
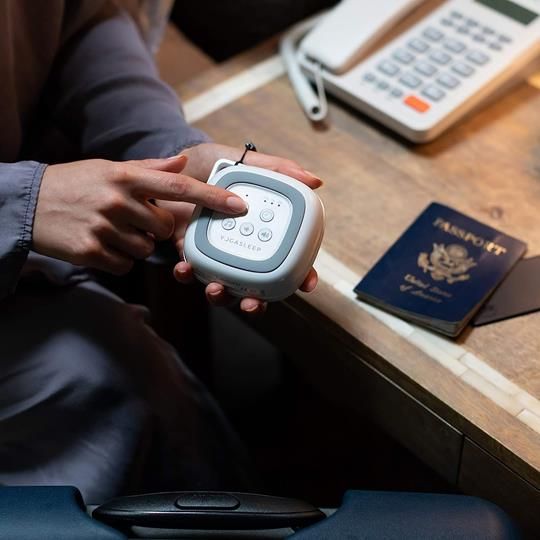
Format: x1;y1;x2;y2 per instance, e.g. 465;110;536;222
32;155;247;274
157;143;322;314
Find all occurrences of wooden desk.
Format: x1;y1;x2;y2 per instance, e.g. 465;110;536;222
174;36;540;534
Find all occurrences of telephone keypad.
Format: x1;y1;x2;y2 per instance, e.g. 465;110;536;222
358;5;515;111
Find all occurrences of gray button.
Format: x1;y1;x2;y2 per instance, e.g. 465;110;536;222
363;72;376;82
260;209;274;222
467;50;489;65
393;49;415;64
399;73;421;88
499;34;512;43
378;61;399;76
452;62;475;77
441;18;453;26
429;50;451;65
473;34;486;42
482;27;495;34
422;85;445;101
437;73;460;89
444;39;465;53
240;222;254;236
390;88;403;97
456;26;469;34
415;61;437;76
258;228;272;242
450;11;463;19
466;18;478;27
408;39;429;53
377;80;389;90
221;218;236;231
489;42;502;51
423;27;444;41
176;493;240;510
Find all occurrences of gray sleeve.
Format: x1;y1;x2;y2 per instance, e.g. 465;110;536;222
47;9;209;160
0;161;46;299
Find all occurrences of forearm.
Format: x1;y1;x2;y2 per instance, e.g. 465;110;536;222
0;162;46;299
48;9;209;161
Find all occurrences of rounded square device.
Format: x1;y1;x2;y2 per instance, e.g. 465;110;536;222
183;159;325;301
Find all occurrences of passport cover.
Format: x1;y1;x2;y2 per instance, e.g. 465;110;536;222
354;203;527;336
473;256;540;326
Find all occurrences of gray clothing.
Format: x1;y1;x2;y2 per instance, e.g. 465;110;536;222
0;281;251;503
0;0;209;299
0;1;248;502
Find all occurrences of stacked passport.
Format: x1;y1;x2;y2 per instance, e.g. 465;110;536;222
354;203;526;337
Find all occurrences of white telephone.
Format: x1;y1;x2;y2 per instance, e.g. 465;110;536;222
282;0;540;142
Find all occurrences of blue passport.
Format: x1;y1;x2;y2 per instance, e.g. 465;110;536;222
354;203;527;337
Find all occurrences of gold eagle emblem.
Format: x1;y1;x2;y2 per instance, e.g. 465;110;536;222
418;243;476;284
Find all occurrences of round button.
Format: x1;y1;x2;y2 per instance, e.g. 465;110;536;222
260;209;274;222
258;228;272;242
221;218;236;231
240;222;254;236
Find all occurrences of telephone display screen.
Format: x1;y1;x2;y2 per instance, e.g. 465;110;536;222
475;0;538;24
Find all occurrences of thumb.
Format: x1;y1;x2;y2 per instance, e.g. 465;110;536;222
124;153;188;174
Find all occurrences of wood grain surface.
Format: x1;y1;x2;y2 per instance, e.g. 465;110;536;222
174;24;540;491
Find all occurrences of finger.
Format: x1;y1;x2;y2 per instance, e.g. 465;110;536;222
124;154;188;174
103;226;155;260
299;268;318;293
126;200;175;240
126;167;247;214
243;152;323;190
240;297;267;314
173;261;194;283
205;282;232;306
89;246;134;275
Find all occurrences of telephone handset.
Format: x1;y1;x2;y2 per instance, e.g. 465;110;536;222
284;0;540;142
300;0;425;74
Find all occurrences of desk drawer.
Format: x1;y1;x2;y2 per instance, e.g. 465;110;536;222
248;301;463;485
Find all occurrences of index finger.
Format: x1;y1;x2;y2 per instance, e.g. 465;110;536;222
126;166;247;214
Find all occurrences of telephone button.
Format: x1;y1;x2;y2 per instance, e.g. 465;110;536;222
422;85;445;102
399;73;421;89
221;218;236;231
393;50;415;65
423;27;444;42
240;222;254;236
408;39;429;53
404;95;430;113
378;61;399;76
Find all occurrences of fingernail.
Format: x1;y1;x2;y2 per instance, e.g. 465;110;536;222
304;170;324;186
226;196;247;213
243;299;259;312
167;153;186;160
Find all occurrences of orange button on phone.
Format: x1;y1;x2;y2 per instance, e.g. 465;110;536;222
404;95;430;113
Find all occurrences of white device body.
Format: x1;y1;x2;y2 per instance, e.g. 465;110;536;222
183;160;325;301
296;0;540;142
300;0;424;74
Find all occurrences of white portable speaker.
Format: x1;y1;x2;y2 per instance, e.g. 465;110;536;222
183;159;325;301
